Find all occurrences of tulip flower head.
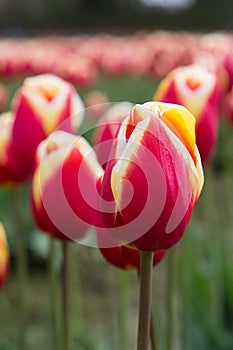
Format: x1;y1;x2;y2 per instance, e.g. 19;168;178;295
11;74;84;182
93;102;133;168
99;102;204;252
84;90;109;119
154;64;220;163
31;130;103;241
0;112;24;185
0;223;9;288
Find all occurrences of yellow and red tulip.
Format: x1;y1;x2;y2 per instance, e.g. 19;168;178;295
93;102;133;168
154;64;220;163
11;74;84;182
31;130;103;241
0;222;9;288
99;102;204;252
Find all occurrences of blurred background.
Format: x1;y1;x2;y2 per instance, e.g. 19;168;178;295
0;0;233;34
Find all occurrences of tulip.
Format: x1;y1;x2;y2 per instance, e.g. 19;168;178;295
11;74;84;182
99;238;166;270
0;111;24;185
99;102;204;252
0;222;9;288
154;64;220;163
93;102;133;168
84;90;109;120
31;130;103;241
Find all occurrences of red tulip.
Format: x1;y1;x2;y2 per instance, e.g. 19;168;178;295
93;102;133;168
99;102;204;252
11;74;84;182
0;112;25;185
0;222;9;288
31;130;103;241
98;229;166;270
154;64;220;163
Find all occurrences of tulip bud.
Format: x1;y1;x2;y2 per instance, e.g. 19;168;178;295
154;64;220;163
31;130;104;241
99;102;204;252
93;102;133;168
11;74;84;182
0;222;9;288
0;112;24;186
84;90;109;119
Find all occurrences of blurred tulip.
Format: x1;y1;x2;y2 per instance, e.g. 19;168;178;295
93;102;133;168
0;112;25;185
99;102;204;252
0;222;9;288
31;130;103;241
11;74;84;182
0;83;8;111
154;64;220;163
84;90;109;120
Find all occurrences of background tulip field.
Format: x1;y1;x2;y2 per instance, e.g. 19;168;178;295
1;10;233;349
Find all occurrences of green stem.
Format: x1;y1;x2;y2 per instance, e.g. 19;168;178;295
166;249;175;350
137;251;154;350
117;269;128;350
150;308;159;350
61;241;71;350
12;188;28;350
48;237;59;349
137;269;159;350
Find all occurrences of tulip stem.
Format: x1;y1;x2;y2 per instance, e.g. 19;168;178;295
117;269;128;350
61;241;71;350
137;251;154;350
166;249;176;350
48;237;59;349
137;270;159;350
150;308;159;350
12;188;28;350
